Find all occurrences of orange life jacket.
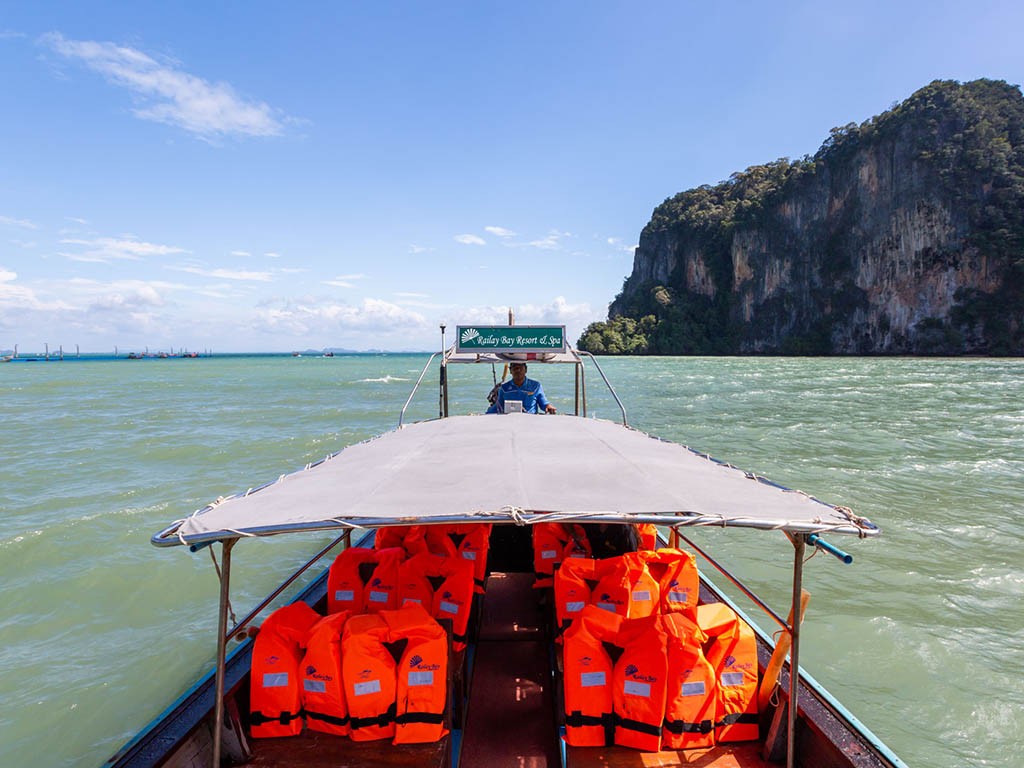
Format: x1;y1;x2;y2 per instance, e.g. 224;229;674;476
249;601;322;738
532;523;591;588
375;525;458;559
612;614;669;752
438;523;492;594
381;604;449;744
635;523;659;550
327;546;403;615
374;525;416;553
300;611;352;736
697;602;760;742
662;612;716;749
397;552;475;651
642;547;699;619
341;613;397;742
562;605;621;747
553;557;598;636
591;552;660;618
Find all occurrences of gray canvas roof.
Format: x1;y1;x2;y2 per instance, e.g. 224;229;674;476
154;414;878;547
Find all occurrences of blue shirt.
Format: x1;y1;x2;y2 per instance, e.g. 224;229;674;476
487;377;550;414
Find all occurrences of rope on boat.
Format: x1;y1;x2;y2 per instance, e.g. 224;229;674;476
504;506;528;526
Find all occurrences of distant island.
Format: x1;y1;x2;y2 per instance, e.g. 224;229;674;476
579;79;1024;355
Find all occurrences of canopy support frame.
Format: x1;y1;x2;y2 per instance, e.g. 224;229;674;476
212;538;234;768
787;533;806;768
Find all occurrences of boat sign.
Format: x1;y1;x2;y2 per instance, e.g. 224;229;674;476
456;325;566;353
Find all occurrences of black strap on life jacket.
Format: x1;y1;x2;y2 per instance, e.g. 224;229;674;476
614;713;662;737
350;702;397;730
304;709;350;727
716;712;759;727
565;711;615;745
249;709;301;726
395;711;445;725
663;717;713;734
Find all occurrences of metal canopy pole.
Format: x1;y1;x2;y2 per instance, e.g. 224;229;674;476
787;534;806;768
212;538;235;767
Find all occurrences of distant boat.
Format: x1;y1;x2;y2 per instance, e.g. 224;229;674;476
323;351;335;357
126;352;144;360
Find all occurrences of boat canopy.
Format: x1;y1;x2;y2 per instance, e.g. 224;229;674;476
153;414;877;548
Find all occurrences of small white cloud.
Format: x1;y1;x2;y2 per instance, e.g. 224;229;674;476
395;292;429;298
59;236;187;263
324;280;353;288
42;32;289;140
484;226;516;238
230;250;251;257
529;230;571;251
334;273;366;281
409;244;434;254
454;234;486;246
0;267;17;282
65;216;89;225
174;265;272;281
0;215;38;229
607;236;637;253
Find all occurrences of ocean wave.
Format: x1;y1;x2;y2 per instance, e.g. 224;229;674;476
359;375;410;383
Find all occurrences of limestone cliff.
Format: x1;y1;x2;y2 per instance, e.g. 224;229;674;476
583;79;1024;355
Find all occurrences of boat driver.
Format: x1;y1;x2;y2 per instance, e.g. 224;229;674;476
487;362;557;414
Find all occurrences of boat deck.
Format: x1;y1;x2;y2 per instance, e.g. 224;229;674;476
460;571;560;767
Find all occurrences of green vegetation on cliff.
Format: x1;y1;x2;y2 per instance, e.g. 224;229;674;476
580;79;1024;355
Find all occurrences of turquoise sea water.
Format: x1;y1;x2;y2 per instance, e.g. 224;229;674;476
1;355;1021;768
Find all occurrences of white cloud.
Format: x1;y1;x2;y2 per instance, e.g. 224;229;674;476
0;268;17;282
607;236;637;253
322;273;365;288
409;244;434;254
454;234;486;246
42;32;288;140
174;265;272;281
528;230;572;250
59;236;188;263
264;251;282;258
0;215;38;229
254;297;428;336
230;250;251;257
484;226;516;238
395;292;429;298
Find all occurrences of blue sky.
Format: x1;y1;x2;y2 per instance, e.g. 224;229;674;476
2;1;1022;353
